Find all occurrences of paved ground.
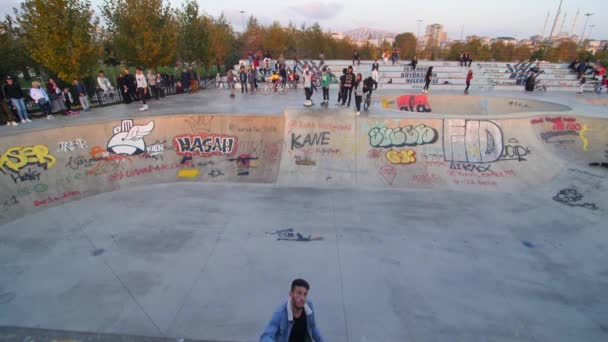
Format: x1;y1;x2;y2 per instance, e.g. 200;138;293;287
1;182;607;342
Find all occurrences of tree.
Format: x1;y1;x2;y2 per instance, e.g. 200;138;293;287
176;0;210;65
394;32;417;59
0;15;34;77
102;0;177;67
208;13;236;69
547;41;578;62
16;0;100;82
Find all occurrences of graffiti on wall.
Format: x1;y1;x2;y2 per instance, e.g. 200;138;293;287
369;124;439;148
291;132;331;150
227;154;258;176
107;120;155;156
380;95;432;113
443;119;503;163
57;139;88;153
386;149;416;165
0;145;57;175
505;62;534;85
173;134;237;157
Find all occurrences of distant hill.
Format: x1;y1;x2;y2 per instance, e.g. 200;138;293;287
342;27;397;42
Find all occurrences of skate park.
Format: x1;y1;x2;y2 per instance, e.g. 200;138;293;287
1;60;608;342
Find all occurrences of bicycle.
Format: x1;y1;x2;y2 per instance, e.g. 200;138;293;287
261;81;287;95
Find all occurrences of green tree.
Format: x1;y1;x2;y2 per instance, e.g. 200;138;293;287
176;0;210;65
208;13;236;69
16;0;100;82
0;15;34;77
102;0;177;67
394;32;417;59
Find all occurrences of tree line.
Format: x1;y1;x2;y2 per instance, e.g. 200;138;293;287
1;0;606;84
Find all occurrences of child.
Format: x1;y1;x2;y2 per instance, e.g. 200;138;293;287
321;68;331;107
176;81;184;94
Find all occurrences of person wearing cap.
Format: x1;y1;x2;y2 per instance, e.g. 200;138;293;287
3;76;31;123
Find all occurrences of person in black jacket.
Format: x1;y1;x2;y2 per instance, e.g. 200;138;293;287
341;66;355;106
3;76;31;122
371;60;380;82
337;68;346;105
0;78;19;126
422;66;433;94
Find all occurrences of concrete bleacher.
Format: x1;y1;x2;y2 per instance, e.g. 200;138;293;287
237;59;598;92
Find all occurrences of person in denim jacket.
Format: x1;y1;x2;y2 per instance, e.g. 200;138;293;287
260;279;324;342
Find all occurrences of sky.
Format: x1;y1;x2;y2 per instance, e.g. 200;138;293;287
1;0;606;40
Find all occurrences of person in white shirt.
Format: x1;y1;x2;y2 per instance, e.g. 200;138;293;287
30;81;54;119
97;71;115;97
135;67;148;111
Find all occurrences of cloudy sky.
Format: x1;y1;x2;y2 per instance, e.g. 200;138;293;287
2;0;606;40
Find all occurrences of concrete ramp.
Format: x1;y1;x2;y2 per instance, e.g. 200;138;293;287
0;109;607;223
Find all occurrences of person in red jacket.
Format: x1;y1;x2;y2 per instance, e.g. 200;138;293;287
465;70;473;94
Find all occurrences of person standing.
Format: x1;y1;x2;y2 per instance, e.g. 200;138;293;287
248;67;257;92
147;69;159;100
303;67;313;103
319;51;325;65
341;66;355;106
239;67;248;93
30;81;54;119
422;66;433;94
279;65;288;90
354;73;363;115
321;67;331;107
72;79;91;112
189;66;199;92
123;68;138;101
3;76;31;123
337;68;346;105
353;49;360;66
180;68;191;93
135;67;148;111
372;59;380;83
117;73;131;103
465;69;473;94
260;279;324;342
0;81;18;126
156;72;166;98
459;51;465;66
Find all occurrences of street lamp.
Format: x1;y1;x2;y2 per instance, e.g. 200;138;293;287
240;10;246;33
417;19;423;40
579;12;594;44
586;24;595;41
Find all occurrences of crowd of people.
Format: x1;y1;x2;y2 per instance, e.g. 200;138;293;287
0;65;210;127
568;59;607;94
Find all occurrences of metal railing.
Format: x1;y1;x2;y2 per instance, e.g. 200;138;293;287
19;77;216;116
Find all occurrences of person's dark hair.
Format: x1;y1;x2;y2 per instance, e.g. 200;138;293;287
342;68;347;74
291;278;309;291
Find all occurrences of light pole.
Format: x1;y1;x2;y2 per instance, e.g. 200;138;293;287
417;19;423;40
579;12;594;44
586;24;595;41
240;10;246;34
